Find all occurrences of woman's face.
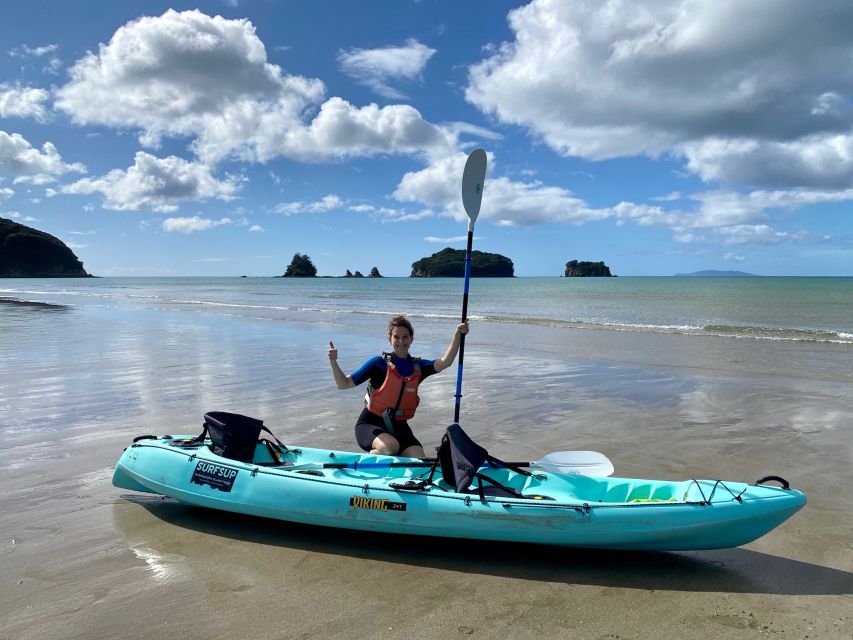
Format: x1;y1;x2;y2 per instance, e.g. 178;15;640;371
389;327;412;354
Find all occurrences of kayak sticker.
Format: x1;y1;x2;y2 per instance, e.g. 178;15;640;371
191;461;238;492
349;496;407;512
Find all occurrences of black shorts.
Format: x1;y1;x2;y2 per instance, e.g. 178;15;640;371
354;408;422;453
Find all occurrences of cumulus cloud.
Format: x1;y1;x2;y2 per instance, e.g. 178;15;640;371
466;0;853;189
60;152;239;212
162;216;233;233
0;187;13;200
54;10;323;156
53;10;452;166
338;38;436;99
274;98;453;162
0;86;51;121
393;152;609;226
0;131;85;181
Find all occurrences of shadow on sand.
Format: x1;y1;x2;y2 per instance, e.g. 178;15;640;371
118;494;851;597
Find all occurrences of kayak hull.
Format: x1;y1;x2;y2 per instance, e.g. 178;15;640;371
113;436;806;551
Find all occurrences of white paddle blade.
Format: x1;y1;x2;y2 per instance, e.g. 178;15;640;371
533;451;614;477
461;149;487;229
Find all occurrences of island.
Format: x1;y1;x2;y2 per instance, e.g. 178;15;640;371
674;270;757;277
564;260;613;277
0;217;91;277
278;253;317;277
343;267;383;278
410;247;514;277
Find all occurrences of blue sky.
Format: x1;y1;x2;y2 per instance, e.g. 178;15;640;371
1;0;852;276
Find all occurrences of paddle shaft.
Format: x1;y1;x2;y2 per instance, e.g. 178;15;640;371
453;228;474;423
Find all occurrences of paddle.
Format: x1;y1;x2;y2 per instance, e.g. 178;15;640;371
282;450;614;477
454;149;487;424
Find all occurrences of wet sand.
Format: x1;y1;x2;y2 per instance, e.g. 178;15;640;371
1;306;851;639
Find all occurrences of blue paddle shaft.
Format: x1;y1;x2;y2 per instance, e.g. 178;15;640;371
454;229;474;423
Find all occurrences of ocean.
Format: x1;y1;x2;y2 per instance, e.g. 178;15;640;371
3;275;851;342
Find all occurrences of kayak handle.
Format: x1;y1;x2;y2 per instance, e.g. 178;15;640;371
754;475;790;490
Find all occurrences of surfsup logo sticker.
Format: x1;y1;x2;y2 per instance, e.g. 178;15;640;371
349;496;407;512
191;461;238;492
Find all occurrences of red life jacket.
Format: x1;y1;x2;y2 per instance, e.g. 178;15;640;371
366;354;422;421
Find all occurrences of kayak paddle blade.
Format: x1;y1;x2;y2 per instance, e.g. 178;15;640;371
533;451;615;477
461;149;487;230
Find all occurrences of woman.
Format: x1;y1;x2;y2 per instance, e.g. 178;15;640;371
328;315;469;457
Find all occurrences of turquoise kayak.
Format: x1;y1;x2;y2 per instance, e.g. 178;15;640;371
112;433;805;551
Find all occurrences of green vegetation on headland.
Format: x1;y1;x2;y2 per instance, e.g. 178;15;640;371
410;247;514;277
564;260;613;277
0;217;91;277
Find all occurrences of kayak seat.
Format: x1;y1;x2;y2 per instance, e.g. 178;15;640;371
428;424;534;502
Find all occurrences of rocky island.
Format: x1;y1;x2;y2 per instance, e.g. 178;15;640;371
0;217;91;277
411;247;514;277
564;260;613;277
278;253;317;277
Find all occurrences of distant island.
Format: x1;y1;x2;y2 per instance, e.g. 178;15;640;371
0;217;91;277
343;267;382;278
675;270;757;277
410;247;514;277
564;260;613;277
277;253;317;277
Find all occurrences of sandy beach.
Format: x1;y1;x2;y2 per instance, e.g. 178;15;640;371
1;296;851;640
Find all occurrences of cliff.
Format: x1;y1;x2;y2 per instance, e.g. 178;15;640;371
410;247;514;277
0;217;90;277
564;260;613;277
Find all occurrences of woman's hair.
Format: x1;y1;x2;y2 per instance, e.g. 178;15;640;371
387;315;414;338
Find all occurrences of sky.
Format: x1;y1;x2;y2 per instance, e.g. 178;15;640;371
1;0;852;277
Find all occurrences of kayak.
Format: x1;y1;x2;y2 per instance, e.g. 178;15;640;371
112;433;806;551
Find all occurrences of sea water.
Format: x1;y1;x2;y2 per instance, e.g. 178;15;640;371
2;276;851;452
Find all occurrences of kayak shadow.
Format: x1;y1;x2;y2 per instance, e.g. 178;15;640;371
119;495;851;597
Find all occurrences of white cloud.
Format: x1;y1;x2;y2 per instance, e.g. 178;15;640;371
61;152;239;212
273;98;453;163
249;224;263;232
338;39;436;99
394;152;609;226
8;44;58;58
5;211;38;222
0;131;85;179
54;9;324;156
0;187;13;200
723;253;745;263
162;216;233;234
54;10;454;166
466;0;853;189
274;194;342;215
716;225;809;246
0;86;51;121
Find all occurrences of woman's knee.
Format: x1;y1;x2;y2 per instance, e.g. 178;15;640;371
371;433;400;455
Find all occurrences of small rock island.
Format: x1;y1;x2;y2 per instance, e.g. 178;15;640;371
564;260;613;277
411;247;514;277
0;217;91;277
